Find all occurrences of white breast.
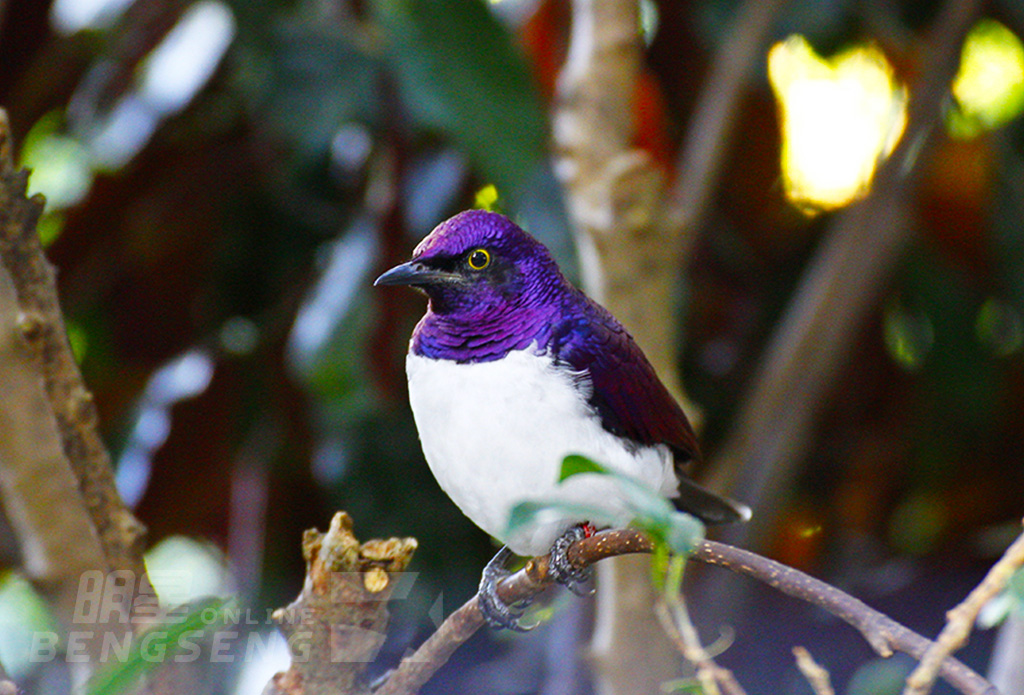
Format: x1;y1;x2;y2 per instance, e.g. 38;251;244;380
406;349;677;555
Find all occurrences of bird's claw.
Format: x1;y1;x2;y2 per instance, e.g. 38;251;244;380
548;525;594;597
478;527;593;631
479;546;535;632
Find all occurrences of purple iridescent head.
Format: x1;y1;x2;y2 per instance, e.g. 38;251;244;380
375;210;565;318
375;210;573;361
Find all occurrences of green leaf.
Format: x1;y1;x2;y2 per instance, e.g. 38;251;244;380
474;184;502;213
649;541;671;590
659;677;705;694
981;566;1024;627
559;454;610;482
559;455;678;531
645;516;702;587
664;512;704;555
508;456;706;562
506;500;631;538
88;598;233;695
0;572;59;680
373;0;547;200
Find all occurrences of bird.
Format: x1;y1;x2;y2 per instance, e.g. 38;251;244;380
375;209;748;629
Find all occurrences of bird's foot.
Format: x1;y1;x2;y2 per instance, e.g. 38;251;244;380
478;546;534;632
548;523;594;597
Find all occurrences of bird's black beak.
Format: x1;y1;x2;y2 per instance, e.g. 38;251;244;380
374;260;458;287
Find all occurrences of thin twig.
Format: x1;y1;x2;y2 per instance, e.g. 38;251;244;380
903;522;1024;695
793;646;834;695
661;554;747;695
655;556;718;695
374;530;996;695
655;603;722;695
693;538;995;695
654;556;747;695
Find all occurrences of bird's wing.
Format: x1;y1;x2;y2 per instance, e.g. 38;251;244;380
552;305;700;463
551;297;749;525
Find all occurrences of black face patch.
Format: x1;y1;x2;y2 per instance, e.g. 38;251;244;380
442;249;519;290
481;255;520;296
420;253;461;274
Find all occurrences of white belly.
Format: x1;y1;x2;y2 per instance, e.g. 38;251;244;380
407;350;676;555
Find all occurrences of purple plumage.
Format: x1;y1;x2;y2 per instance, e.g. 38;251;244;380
376;210;747;530
550;304;701;464
409;211;563;361
407;210;700;462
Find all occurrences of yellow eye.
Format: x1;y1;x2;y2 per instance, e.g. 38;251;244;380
467;248;491;270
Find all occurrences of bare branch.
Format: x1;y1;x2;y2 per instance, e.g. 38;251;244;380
0;229;109;664
551;1;690;691
655;604;723;695
264;512;417;695
0;109;149;583
372;598;482;695
793;646;834;695
693;538;995;694
903;522;1024;695
552;0;679;389
375;530;997;695
0;108;148;672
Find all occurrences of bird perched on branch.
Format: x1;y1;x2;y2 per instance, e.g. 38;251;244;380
376;210;748;629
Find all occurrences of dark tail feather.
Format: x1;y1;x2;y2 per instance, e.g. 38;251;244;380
673;478;751;525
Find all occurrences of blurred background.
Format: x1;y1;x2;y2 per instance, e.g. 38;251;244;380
0;0;1022;693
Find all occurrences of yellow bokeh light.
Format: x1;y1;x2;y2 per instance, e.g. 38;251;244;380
768;36;907;213
474;184;500;211
949;19;1024;138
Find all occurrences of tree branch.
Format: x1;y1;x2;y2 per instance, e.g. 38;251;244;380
0;108;153;674
264;512;417;695
903;522;1024;695
793;646;834;695
0;109;149;583
551;1;691;691
375;529;997;695
653;556;747;695
0;225;110;665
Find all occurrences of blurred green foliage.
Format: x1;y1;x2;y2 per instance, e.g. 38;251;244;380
87;598;233;695
374;0;547;200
